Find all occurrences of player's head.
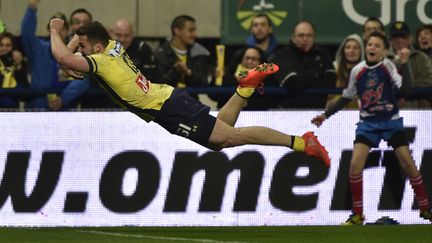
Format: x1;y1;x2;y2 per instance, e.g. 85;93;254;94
365;31;389;63
171;15;196;46
76;21;110;55
250;13;273;43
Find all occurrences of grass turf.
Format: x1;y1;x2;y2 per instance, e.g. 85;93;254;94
0;225;430;243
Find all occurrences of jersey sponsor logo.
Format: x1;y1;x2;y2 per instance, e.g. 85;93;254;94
366;79;377;88
135;74;150;93
108;41;123;57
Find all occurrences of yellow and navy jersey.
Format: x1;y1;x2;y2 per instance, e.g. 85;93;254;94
84;40;174;122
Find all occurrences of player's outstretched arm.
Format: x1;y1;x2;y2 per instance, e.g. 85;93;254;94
50;18;89;73
312;97;352;127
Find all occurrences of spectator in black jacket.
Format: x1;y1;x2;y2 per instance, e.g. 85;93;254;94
154;15;210;91
111;17;156;80
269;20;336;108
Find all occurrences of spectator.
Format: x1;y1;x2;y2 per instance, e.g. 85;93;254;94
0;32;29;108
20;0;89;110
67;8;92;42
246;13;278;61
154;15;210;92
269;20;336;109
227;14;278;77
416;24;432;58
111;17;155;79
388;21;432;108
362;16;385;43
328;34;364;109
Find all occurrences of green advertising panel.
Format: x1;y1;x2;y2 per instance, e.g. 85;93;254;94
222;0;432;44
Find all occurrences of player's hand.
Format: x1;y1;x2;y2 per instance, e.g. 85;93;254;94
398;48;410;64
311;114;326;127
63;68;84;79
48;96;63;111
50;18;64;33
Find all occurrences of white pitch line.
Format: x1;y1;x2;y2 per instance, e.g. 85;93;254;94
78;230;250;243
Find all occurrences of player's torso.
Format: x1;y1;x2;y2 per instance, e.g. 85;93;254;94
94;41;174;111
356;64;398;119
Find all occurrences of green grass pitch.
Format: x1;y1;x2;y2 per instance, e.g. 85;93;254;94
0;225;430;243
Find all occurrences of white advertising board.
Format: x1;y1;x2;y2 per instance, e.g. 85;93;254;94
0;111;431;226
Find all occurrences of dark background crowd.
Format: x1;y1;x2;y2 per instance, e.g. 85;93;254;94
0;0;431;111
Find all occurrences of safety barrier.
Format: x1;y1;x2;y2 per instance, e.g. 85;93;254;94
1;87;432;96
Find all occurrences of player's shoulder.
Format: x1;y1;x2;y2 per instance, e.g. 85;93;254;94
351;60;367;74
382;58;398;72
382;58;396;66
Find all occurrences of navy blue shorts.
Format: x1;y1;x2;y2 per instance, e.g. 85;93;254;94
155;89;216;148
355;117;408;148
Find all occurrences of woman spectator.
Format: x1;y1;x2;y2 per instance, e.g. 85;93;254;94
0;32;29;108
328;34;364;109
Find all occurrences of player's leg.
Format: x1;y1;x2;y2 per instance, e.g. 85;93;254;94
208;118;330;167
209;118;292;147
394;145;419;177
387;129;432;223
217;63;278;127
343;141;370;225
216;93;246;127
393;145;432;223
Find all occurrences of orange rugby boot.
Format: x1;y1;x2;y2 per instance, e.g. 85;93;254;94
302;131;331;167
238;63;279;93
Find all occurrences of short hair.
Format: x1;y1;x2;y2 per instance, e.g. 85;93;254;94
76;21;110;47
252;13;273;27
416;24;432;39
292;20;316;34
170;15;195;36
363;17;384;32
367;31;389;49
69;8;93;24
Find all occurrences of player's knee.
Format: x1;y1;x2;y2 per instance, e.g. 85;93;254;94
220;128;243;148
